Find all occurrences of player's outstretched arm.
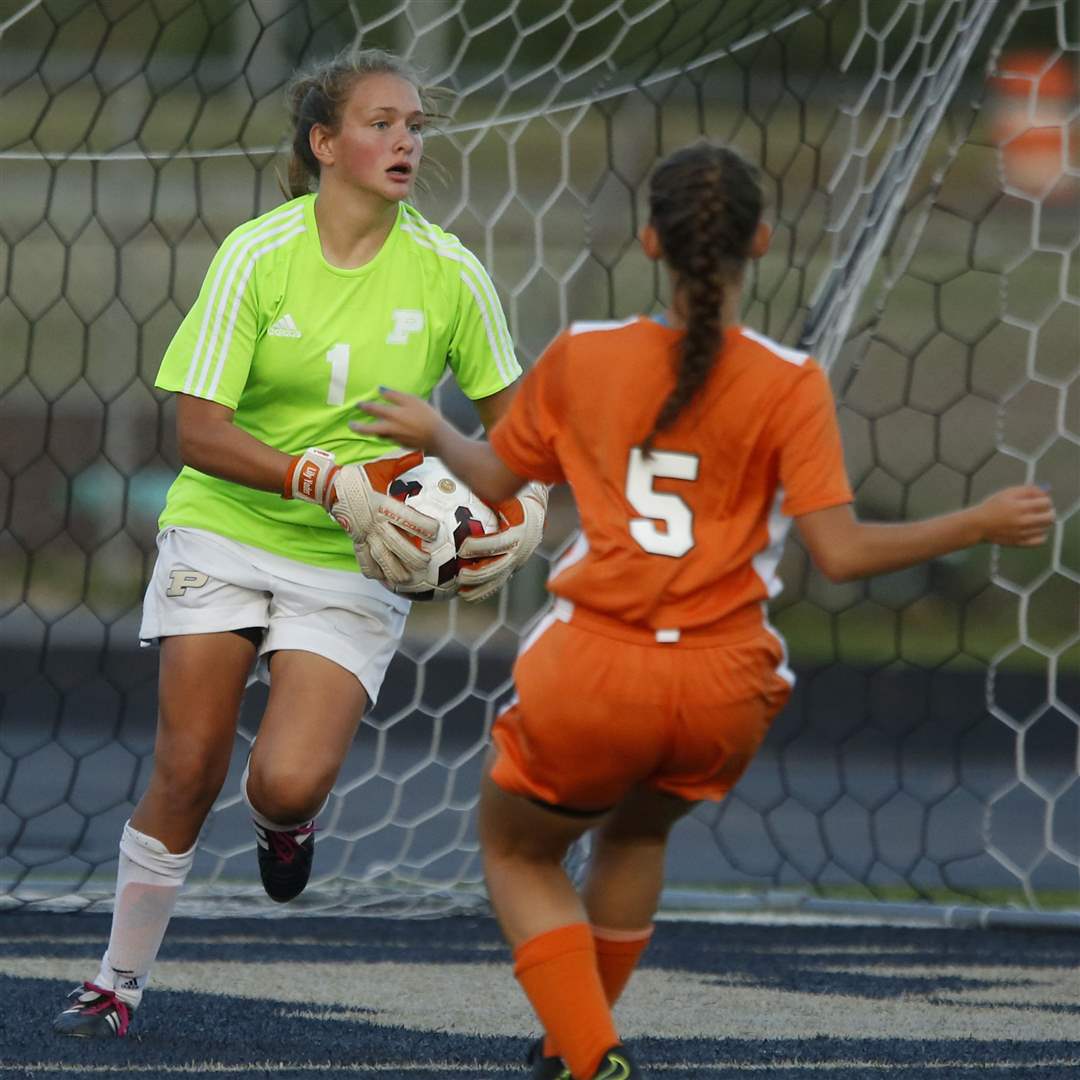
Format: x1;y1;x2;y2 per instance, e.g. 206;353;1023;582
797;485;1055;584
353;389;527;506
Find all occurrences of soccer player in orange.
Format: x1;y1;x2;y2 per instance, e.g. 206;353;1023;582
355;142;1056;1080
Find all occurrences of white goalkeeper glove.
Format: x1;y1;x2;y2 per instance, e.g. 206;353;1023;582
283;448;438;586
455;481;548;603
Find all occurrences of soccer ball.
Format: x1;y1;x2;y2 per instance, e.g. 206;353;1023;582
387;456;499;601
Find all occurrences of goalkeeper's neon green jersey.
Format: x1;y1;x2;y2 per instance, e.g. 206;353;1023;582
155;195;520;571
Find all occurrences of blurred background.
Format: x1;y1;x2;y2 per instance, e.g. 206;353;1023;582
0;0;1077;920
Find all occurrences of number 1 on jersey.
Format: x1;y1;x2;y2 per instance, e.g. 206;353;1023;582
626;447;699;557
325;343;349;406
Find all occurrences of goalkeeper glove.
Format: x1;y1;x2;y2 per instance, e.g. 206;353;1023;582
455;481;548;603
283;448;438;585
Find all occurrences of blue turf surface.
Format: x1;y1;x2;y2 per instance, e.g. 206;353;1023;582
2;914;1078;1078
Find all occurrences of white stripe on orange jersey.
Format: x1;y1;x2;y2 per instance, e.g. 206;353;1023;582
547;530;589;600
750;488;791;600
569;317;639;336
518;606;561;659
740;327;810;367
752;488;796;685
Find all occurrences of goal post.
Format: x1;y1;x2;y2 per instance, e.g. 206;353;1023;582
0;0;1076;926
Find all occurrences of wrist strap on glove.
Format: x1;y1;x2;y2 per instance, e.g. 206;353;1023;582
522;480;549;511
283;448;340;510
494;480;548;523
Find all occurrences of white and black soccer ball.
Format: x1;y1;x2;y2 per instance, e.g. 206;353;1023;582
387;456;499;601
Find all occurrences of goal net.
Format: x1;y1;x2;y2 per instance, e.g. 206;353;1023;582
1;0;1076;925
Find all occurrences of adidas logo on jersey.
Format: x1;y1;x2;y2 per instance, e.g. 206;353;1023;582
268;313;301;338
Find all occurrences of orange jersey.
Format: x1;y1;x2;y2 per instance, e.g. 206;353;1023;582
489;317;853;635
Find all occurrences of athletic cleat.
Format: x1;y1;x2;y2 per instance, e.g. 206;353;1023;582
53;982;132;1038
254;819;316;902
527;1038;570;1079
591;1045;641;1080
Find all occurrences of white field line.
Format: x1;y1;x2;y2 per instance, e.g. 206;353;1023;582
0;1067;503;1075
4;1060;1080;1074
0;933;507;949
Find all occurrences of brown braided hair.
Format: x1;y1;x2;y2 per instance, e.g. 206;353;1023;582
643;143;763;452
283;47;440;199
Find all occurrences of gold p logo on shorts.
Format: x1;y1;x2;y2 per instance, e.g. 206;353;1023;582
166;569;209;597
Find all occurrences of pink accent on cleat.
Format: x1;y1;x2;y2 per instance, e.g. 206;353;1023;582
267;822;316;864
61;982;131;1037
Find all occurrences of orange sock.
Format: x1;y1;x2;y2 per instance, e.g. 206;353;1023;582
593;923;654;1002
542;924;653;1058
514;923;617;1080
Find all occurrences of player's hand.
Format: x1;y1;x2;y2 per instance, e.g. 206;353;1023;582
351;389;447;453
974;485;1055;546
455;482;548;603
329;452;440;585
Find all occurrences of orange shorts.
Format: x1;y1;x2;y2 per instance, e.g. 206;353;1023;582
490;612;793;811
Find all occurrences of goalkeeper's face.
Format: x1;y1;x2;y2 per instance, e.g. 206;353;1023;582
332;73;426;204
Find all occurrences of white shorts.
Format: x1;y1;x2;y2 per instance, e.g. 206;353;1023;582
139;527;410;704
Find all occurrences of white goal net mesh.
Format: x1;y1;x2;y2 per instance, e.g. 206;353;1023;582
1;0;1076;924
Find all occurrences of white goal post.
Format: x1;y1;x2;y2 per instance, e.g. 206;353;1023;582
0;0;1077;927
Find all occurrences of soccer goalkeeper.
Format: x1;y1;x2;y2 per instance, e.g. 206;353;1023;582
53;46;546;1039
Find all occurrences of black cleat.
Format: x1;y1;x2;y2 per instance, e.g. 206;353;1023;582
591;1045;642;1080
527;1038;570;1079
53;982;132;1038
254;819;316;902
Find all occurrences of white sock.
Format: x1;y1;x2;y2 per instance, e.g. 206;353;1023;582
94;821;194;1008
241;756;327;831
